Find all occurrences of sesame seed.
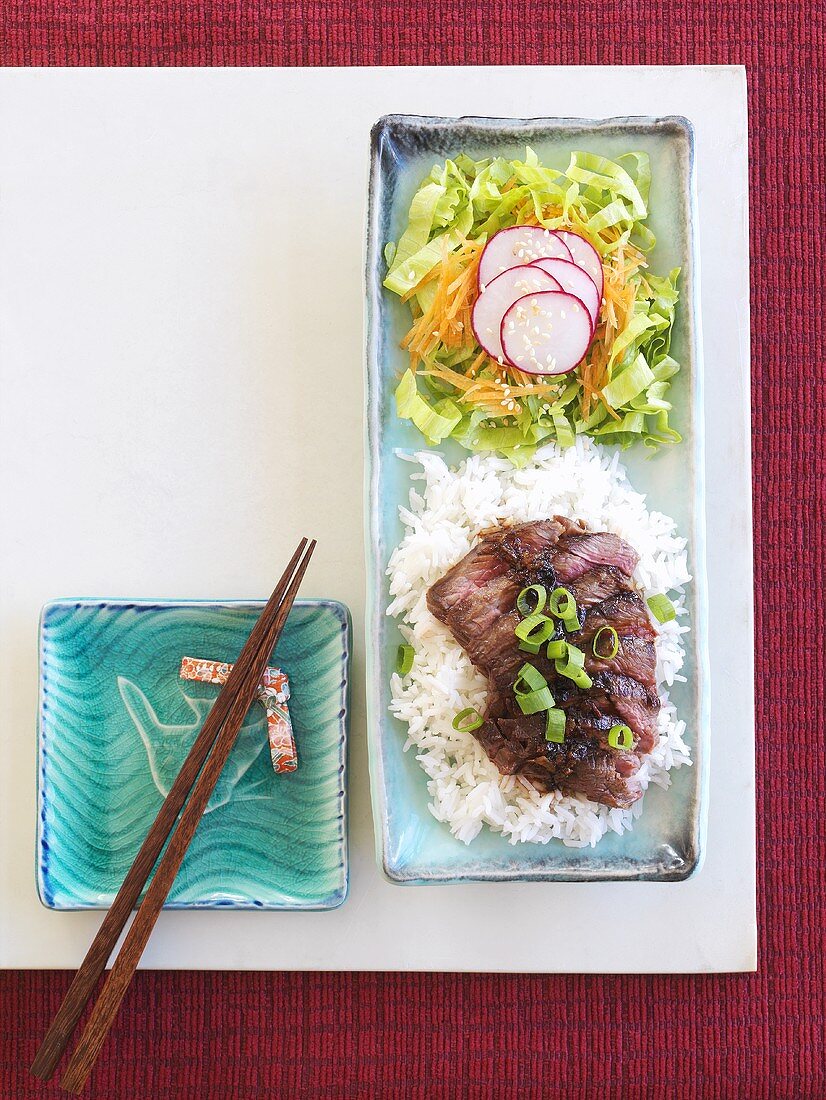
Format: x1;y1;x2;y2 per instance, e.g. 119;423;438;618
503;386;510;395
530;298;537;306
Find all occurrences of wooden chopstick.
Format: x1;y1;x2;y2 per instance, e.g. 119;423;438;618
30;538;309;1084
31;538;309;1085
59;539;316;1093
31;537;314;1090
60;538;316;1092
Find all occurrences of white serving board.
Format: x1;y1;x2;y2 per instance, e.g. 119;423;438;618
0;66;754;973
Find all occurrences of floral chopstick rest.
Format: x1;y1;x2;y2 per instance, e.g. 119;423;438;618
179;656;297;773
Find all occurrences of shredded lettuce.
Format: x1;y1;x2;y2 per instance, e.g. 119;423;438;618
395;369;461;444
601;353;654;409
384;149;683;461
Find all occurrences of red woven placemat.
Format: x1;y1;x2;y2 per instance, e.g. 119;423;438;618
1;3;824;1098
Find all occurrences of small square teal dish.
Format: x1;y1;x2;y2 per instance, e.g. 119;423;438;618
37;598;350;910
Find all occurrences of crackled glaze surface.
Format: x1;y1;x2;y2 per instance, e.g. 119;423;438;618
38;599;350;910
365;114;709;883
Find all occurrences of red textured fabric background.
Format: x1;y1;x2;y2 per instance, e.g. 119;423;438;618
1;3;824;1098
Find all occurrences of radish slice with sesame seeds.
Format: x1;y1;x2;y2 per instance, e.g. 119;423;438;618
553;230;604;302
531;257;601;331
500;291;593;376
471;265;561;361
478;226;572;290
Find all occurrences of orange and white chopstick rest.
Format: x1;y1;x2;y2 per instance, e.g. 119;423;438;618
179;656;297;773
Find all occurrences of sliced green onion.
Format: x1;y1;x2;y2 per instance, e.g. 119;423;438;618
548;586;581;632
554;643;593;689
517;584;547;617
555;642;584;671
453;707;484;733
608;723;634;750
513;663;555;713
592;625;620;660
647;593;676;624
396;644;414;675
514;613;557;646
518;638;542;655
546;638;568;660
544;708;566;743
516;686;556;716
548;586;575;617
513;663;548;695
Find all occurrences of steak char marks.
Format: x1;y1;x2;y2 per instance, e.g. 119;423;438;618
426;518;661;809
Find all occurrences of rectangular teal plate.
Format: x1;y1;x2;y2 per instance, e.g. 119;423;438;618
365;114;709;883
37;598;350;910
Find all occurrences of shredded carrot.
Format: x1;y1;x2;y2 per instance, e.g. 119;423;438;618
398;202;644;429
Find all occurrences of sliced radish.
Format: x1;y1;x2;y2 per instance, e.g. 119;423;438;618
554;230;604;302
471;266;561;362
500;291;592;376
478;226;572;289
531;257;600;330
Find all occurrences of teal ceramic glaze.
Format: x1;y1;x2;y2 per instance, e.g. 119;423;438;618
37;599;350;909
365;115;709;883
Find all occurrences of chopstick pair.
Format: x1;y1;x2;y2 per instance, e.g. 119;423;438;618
31;537;316;1094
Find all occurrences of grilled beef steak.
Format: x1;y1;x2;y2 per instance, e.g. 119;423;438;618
426;518;661;809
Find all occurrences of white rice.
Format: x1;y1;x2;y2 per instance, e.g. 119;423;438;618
386;439;692;847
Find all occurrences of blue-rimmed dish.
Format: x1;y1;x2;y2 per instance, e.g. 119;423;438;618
37;598;350;910
365;114;709;884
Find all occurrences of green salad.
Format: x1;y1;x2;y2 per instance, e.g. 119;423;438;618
383;149;681;465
